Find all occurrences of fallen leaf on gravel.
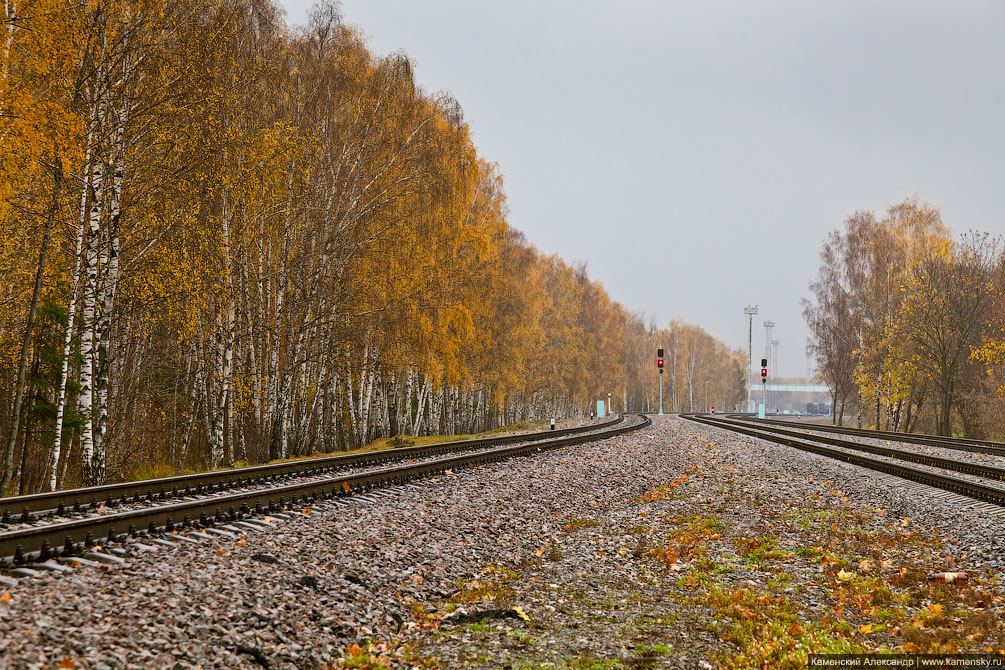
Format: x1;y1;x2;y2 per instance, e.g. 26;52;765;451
514;606;530;621
216;547;226;555
342;482;352;493
235;537;246;547
901;517;910;527
858;559;871;572
444;469;454;476
859;624;873;633
837;569;855;581
346;642;364;656
0;591;10;602
301;508;312;515
534;547;545;557
57;659;75;669
881;559;893;569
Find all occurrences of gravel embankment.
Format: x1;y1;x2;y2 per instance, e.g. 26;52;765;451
0;415;1002;669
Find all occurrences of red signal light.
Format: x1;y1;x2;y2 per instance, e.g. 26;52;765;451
658;358;664;368
761;368;767;377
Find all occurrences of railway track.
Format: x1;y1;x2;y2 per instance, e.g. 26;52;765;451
685;413;1005;509
747;415;1005;457
0;415;649;570
1;416;623;521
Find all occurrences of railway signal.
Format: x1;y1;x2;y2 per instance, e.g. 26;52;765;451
759;358;768;419
657;347;664;415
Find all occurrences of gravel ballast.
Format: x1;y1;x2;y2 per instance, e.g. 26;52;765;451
0;415;1002;669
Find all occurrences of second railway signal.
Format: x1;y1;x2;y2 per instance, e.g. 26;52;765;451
657;347;664;415
759;358;767;419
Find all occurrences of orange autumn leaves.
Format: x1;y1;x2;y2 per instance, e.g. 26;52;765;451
1;0;748;497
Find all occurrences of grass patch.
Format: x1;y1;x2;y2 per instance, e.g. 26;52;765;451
338;640;394;669
733;535;793;564
450;566;520;608
698;577;861;668
563;655;624;669
507;629;535;645
566;516;602;532
648;514;725;567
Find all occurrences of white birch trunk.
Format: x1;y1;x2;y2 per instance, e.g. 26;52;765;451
345;346;361;446
241;264;260;431
361;358;376;444
48;109;95;490
414;375;430;436
93;101;124;483
403;367;414;434
209;195;235;468
79;149;104;485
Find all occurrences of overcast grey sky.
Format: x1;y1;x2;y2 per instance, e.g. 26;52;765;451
279;0;1005;377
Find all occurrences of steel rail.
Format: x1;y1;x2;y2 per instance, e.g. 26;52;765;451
707;415;1005;483
746;416;1005;457
685;414;1005;506
0;415;650;564
1;416;623;519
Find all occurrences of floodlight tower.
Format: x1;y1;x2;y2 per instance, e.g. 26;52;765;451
805;342;814;414
763;321;775;366
744;306;758;412
771;339;779;410
762;320;775;414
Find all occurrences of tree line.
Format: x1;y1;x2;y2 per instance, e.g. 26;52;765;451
804;197;1004;437
0;0;744;493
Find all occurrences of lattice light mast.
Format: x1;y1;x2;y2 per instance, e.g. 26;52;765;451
763;320;775;414
744;306;758;412
771;339;779;410
763;320;775;366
